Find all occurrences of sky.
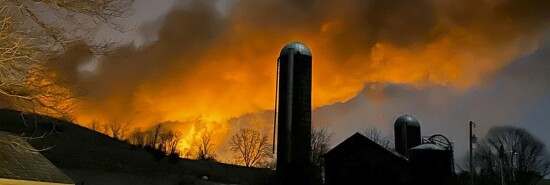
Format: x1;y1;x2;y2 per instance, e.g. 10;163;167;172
48;0;550;161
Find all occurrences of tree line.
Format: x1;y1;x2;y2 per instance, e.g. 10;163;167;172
357;125;550;185
457;126;550;185
88;121;182;161
86;120;278;166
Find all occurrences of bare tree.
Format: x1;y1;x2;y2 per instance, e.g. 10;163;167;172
119;121;131;140
363;126;392;149
0;0;133;154
0;0;133;117
146;123;163;149
474;126;550;185
229;128;271;167
129;127;145;147
105;120;129;140
88;119;100;132
195;129;216;160
158;130;171;153
158;130;182;153
153;129;182;155
311;128;333;184
101;122;109;135
311;128;332;168
166;131;182;155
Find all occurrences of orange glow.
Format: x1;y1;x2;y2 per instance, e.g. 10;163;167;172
66;0;545;161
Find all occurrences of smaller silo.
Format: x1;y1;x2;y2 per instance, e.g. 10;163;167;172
394;115;421;157
409;143;454;185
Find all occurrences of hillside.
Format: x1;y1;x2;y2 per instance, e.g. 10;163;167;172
0;109;274;185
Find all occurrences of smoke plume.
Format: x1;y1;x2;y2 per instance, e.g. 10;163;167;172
47;0;550;159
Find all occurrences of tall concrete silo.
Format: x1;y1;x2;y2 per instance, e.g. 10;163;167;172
394;114;421;158
275;42;313;184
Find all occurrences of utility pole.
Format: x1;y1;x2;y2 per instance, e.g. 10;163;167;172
500;145;505;185
470;121;477;185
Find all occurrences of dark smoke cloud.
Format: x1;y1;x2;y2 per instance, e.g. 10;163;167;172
59;1;228;125
313;38;550;158
43;0;550;159
64;0;550;120
223;38;550;159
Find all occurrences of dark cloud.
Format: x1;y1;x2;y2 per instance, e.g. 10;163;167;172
47;1;228;125
41;0;550;160
313;38;550;158
60;0;550;121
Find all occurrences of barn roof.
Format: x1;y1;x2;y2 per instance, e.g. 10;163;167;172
0;131;74;184
325;132;408;161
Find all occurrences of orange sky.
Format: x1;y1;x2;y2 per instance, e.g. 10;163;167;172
60;0;549;161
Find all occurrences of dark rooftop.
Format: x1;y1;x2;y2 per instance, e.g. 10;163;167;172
325;132;408;161
0;131;74;184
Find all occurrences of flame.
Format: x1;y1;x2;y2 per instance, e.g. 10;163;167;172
58;0;548;161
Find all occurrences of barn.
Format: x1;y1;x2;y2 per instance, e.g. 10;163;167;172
324;115;455;185
324;132;411;185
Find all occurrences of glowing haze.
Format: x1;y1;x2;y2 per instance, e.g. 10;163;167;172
49;0;550;160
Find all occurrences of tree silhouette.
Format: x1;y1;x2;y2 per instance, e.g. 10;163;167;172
88;119;101;132
311;128;333;184
0;0;132;117
129;128;145;147
195;129;216;160
229;128;271;167
363;126;392;149
105;120;129;140
474;126;550;185
146;124;163;149
311;128;332;168
158;130;182;154
166;131;182;155
0;0;133;153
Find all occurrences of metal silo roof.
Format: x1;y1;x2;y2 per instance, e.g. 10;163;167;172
395;114;420;128
410;143;446;151
279;42;312;57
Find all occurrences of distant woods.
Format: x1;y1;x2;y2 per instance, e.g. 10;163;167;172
86;119;229;163
88;121;183;161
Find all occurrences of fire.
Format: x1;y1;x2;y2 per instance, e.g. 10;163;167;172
57;0;548;161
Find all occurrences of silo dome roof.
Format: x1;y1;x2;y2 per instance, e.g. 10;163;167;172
395;114;420;128
279;42;312;57
410;143;446;151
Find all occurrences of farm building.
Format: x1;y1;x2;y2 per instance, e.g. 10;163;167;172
324;115;455;185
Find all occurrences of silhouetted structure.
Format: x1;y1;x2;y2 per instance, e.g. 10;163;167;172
275;42;313;184
0;131;74;185
324;115;455;185
409;143;454;185
394;115;421;158
324;133;410;185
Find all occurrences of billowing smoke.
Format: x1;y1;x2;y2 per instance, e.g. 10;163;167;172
47;0;550;159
